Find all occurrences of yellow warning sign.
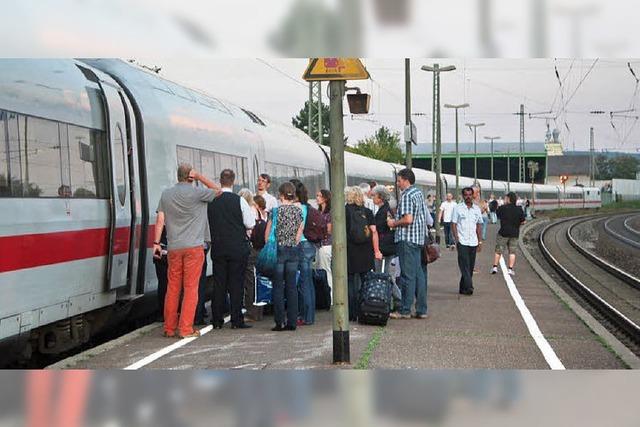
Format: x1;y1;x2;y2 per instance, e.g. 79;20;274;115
303;58;370;81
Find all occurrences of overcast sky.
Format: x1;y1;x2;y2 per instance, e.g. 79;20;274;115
153;58;640;153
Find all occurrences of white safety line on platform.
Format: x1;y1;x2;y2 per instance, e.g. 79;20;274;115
124;314;231;370
499;256;566;370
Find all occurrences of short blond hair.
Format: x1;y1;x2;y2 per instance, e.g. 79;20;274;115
345;186;365;206
238;188;255;206
177;163;192;182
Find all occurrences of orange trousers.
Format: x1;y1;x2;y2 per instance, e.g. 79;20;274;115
165;246;204;336
26;370;92;427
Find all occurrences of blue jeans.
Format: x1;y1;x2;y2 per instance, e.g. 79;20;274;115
481;216;489;241
397;241;427;316
443;222;454;246
297;240;317;324
273;246;299;328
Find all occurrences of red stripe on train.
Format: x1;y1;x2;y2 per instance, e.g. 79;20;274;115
0;225;155;273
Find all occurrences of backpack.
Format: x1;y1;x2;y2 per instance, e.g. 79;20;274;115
303;205;327;243
250;210;268;250
348;206;371;244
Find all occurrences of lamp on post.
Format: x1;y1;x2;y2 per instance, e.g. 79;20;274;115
484;135;500;194
444;103;470;194
466;122;485;183
422;63;456;244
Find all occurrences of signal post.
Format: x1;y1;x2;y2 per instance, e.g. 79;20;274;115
303;58;370;364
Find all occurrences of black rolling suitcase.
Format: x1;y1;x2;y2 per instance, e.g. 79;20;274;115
358;269;393;326
313;269;332;310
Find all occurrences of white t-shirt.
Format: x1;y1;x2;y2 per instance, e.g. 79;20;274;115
260;191;278;213
440;200;457;223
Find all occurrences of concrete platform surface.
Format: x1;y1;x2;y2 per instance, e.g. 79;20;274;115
58;223;627;370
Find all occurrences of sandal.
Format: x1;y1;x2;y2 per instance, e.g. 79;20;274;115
179;329;201;339
163;331;176;338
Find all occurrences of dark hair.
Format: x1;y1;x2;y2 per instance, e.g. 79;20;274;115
397;168;416;185
289;179;308;204
253;195;266;210
220;169;235;187
507;192;517;204
319;189;332;213
259;173;271;184
368;180;377;189
279;182;296;201
462;186;474;196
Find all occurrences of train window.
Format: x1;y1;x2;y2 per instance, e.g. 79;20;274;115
23;115;63;197
68;125;108;198
0;111;8;196
113;123;126;206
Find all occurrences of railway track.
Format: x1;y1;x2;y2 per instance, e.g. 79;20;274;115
604;213;640;249
539;215;640;348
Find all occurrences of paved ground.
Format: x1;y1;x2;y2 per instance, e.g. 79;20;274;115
60;222;626;369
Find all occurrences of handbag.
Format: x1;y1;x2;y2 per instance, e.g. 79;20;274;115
256;207;278;277
423;229;440;264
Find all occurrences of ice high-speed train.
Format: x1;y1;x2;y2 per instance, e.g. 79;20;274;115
0;60;601;363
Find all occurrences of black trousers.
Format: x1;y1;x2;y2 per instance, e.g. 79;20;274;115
212;254;247;327
154;261;168;319
457;243;477;294
194;248;209;323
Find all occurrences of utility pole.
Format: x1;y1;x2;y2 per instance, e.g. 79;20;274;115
507;147;511;192
528;161;539;216
484;135;501;194
308;81;323;144
444;103;470;194
590;127;595;187
513;104;528;182
466;122;485;183
422;63;456;244
405;58;412;169
328;80;349;363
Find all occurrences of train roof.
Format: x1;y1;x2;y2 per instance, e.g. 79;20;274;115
0;59;108;130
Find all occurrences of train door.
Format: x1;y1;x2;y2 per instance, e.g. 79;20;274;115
118;92;144;295
100;82;135;292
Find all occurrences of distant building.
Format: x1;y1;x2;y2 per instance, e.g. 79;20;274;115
412;141;547;183
546;154;592;186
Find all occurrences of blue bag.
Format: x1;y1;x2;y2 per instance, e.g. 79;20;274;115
256;207;278;277
255;274;273;305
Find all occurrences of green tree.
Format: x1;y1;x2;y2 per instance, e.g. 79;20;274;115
292;100;331;145
347;126;404;164
609;155;640;179
595;154;639;179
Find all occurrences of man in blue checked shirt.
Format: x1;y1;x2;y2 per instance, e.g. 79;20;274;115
451;187;484;295
387;168;428;319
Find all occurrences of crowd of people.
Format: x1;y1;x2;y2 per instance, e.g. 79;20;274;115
153;163;526;338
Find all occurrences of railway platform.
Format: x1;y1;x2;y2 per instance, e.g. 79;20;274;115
53;222;631;370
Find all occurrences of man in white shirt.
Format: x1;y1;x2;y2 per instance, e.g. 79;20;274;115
438;193;457;249
451;187;483;296
256;173;278;213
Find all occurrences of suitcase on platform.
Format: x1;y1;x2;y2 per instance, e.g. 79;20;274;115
358;270;393;326
313;269;332;310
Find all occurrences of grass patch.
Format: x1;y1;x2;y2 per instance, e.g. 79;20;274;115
354;327;385;369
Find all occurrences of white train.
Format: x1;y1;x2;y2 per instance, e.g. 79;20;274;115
0;59;601;363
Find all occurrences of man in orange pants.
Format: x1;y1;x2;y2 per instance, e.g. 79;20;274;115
154;164;220;338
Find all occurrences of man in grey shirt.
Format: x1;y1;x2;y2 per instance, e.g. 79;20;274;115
154;163;220;338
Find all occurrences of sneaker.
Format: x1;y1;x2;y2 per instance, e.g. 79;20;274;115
413;313;428;319
491;266;498;274
389;312;410;319
508;268;515;276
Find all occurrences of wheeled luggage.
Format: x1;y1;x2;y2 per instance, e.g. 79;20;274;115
358;270;393;326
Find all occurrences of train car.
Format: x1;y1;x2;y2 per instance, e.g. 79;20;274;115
533;184;561;210
559;185;586;209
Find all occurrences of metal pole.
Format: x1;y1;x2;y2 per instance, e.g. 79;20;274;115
329;80;349;364
455;108;460;193
519;104;525;182
405;58;412;169
308;82;313;139
318;82;323;145
491;138;496;192
590;127;594;187
473;127;477;182
434;65;442;242
507;147;511;192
